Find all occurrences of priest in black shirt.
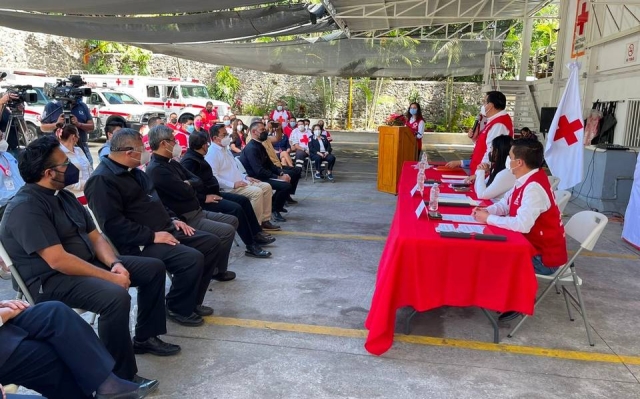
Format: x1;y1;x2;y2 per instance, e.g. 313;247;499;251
0;135;178;385
85;129;222;327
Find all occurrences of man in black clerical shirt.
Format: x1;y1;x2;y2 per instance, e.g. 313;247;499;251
85;129;221;327
0;136;178;386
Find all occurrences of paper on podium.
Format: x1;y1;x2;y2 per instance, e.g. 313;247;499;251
439;193;471;200
435;223;484;234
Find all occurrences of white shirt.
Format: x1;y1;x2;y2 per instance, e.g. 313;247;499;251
486;168;551;233
482;110;511;164
317;136;326;152
60;144;93;195
205;142;249;190
290;128;310;149
474;168;516;201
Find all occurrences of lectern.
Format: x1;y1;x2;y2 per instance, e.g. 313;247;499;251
377;126;417;194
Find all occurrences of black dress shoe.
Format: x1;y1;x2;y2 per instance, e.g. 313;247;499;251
133;336;181;356
195;305;214;316
286;197;298;205
498;311;522;322
212;271;236;281
132;375;159;396
254;234;276;245
272;211;287;222
245;244;272;258
166;309;204;327
261;221;281;231
279;208;288;213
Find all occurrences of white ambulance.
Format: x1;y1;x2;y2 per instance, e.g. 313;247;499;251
0;68;57;142
82;85;166;139
74;72;231;122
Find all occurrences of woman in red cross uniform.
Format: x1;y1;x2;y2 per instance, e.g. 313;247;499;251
405;102;426;160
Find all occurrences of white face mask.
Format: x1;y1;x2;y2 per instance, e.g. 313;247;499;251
0;139;8;153
140;150;151;165
313;130;321;137
298;126;305;132
172;143;182;158
480;105;487;116
237;125;244;131
505;157;513;171
221;137;232;147
223;120;230;126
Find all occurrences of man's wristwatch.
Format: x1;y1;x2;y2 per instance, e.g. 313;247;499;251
109;259;124;269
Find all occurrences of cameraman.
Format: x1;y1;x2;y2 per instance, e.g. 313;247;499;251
0;92;21;157
40;92;94;165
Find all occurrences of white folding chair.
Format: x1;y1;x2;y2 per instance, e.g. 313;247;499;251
0;241;97;325
508;211;608;346
548;175;561;190
554;190;571;214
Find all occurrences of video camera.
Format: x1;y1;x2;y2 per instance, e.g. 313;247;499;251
3;85;38;109
46;75;91;103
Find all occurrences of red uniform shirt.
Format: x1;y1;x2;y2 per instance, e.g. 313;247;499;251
469;113;513;172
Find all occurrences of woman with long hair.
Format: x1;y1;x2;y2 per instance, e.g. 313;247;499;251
230;119;247;156
474;135;515;200
405;102;425;160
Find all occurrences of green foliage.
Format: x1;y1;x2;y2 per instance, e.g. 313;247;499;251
315;76;339;119
85;40;151;75
408;88;423;105
211;66;240;104
242;103;269;116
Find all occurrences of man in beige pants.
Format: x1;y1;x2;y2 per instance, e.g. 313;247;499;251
206;125;276;229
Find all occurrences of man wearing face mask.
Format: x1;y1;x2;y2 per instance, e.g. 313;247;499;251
166;113;179;130
145;125;238;281
86;129;223;327
201;101;219;129
239;122;292;222
1;135;178;385
445;91;513;175
283;116;297;138
473;138;567;321
269;100;291;124
289;120;310;169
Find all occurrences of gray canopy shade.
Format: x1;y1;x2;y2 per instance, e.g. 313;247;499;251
140;37;501;78
0;5;320;44
0;0;270;15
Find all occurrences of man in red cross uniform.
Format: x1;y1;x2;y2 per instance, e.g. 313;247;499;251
445;91;513;177
289;120;310;169
201;101;219;130
473;138;567;321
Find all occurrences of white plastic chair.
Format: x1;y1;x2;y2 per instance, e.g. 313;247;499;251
548;175;561;190
554;190;571;214
0;241;97;325
508;211;609;346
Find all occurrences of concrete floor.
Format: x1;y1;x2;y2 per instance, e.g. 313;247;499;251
2;132;640;398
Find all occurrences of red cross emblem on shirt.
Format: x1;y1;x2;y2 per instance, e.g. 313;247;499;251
554;115;582;146
299;133;310;146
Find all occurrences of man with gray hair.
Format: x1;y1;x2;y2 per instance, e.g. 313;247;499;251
86;129;222;327
145;125;238;282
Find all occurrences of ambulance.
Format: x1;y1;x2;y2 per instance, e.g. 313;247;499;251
82;85;166;139
74;72;231;122
0;68;57;143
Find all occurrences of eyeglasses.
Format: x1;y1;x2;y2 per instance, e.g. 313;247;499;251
48;159;70;170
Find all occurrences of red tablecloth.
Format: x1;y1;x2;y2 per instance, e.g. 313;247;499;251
364;162;538;355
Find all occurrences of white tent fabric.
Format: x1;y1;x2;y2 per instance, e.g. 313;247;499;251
0;0;268;14
0;5;322;44
140;37;501;78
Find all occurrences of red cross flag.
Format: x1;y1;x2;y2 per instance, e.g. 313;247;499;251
544;62;584;190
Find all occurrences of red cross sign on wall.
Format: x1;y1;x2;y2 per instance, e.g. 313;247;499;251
571;0;589;58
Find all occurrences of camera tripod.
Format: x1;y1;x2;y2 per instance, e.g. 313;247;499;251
4;109;36;149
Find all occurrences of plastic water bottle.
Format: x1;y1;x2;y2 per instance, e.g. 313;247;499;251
420;151;428;169
417;167;425;196
429;183;440;212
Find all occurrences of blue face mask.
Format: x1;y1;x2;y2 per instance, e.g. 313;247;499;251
277;106;283;111
410;108;418;115
223;120;231;126
186;125;195;133
289;121;296;128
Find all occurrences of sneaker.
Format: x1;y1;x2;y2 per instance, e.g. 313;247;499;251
327;173;334;181
314;172;321;179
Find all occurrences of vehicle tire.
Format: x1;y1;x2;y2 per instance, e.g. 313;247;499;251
89;117;103;141
21;123;39;146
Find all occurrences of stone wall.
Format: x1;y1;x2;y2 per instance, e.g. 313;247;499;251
0;27;484;130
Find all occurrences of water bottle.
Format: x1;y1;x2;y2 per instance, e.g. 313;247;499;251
417;167;425;196
429;183;440;212
420;151;428;169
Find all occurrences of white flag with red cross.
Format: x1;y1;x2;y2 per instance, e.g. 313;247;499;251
544;62;584;190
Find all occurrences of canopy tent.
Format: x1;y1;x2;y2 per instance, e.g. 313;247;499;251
140;36;502;78
0;0;544;78
0;5;329;43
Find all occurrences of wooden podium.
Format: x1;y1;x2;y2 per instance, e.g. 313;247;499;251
377;126;417;194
